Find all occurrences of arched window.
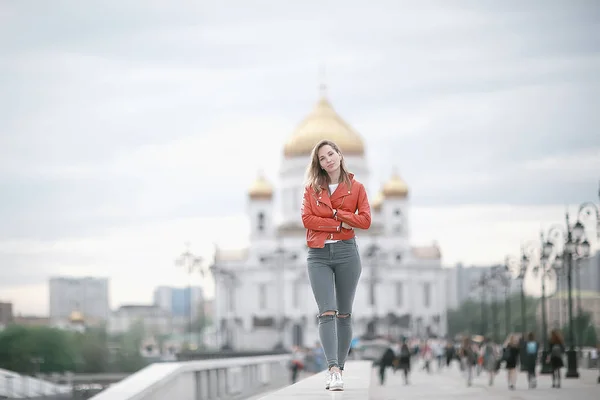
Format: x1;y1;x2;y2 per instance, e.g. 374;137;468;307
257;212;265;232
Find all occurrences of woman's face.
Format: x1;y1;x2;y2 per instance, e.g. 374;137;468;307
317;144;341;174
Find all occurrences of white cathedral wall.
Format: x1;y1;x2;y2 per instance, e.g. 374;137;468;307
380;198;410;250
215;153;450;349
215;261;448;348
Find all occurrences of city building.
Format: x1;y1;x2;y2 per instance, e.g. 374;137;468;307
445;250;600;311
445;263;522;310
49;276;109;325
0;301;13;329
53;310;87;333
576;250;600;292
153;286;205;320
212;90;447;350
12;316;50;327
107;304;172;336
540;290;600;334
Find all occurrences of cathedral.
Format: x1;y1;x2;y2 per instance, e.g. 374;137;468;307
211;91;447;350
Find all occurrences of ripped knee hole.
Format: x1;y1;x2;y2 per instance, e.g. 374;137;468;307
318;310;337;317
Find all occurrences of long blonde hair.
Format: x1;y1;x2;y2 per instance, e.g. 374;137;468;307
305;140;352;193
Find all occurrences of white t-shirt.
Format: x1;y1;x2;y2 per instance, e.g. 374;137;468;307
324;183;340;244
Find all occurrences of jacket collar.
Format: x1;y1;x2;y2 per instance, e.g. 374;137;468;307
319;173;354;202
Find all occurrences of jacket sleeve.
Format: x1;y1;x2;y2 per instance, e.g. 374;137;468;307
301;187;342;233
336;183;372;229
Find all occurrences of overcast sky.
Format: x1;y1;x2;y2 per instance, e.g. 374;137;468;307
1;0;599;315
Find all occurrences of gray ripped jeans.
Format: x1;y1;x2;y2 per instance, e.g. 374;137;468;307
307;238;362;370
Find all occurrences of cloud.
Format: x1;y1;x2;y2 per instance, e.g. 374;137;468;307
1;0;600;313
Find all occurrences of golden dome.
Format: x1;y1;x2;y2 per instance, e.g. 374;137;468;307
69;310;84;323
372;191;384;212
382;171;409;198
283;95;365;158
248;173;273;200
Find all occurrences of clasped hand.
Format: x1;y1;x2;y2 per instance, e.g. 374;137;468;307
333;209;353;229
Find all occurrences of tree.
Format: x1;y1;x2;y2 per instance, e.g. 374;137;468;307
0;323;150;374
110;319;147;373
562;311;598;347
71;327;110;373
447;300;481;337
0;325;77;373
447;294;541;341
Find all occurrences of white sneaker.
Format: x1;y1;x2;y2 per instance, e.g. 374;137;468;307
329;372;344;391
325;370;333;390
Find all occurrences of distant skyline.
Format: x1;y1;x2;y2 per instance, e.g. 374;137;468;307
1;1;599;314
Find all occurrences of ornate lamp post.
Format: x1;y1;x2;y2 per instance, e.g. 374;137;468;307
493;264;513;339
533;230;562;374
544;213;592;379
486;267;504;343
365;242;385;337
579;182;600;383
507;242;537;371
506;242;537;337
574;198;600;348
175;243;204;349
209;256;238;350
472;272;490;337
268;244;298;349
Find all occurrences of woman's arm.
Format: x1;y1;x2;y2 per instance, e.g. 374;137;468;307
301;187;342;233
335;183;372;229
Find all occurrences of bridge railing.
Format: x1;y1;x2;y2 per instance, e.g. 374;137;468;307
0;368;71;399
89;354;290;400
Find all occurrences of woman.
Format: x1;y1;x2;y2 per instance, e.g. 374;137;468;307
445;341;455;367
397;338;412;385
421;341;433;373
289;346;305;384
301;139;371;392
524;332;539;388
482;337;499;386
459;337;476;387
378;345;396;385
504;335;520;390
547;329;565;388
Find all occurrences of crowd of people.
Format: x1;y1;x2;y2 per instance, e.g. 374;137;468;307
374;329;571;390
285;328;590;391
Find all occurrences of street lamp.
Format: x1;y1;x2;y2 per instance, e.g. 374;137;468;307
576;183;600;383
544;212;592;379
576;199;600;242
365;242;385;337
486;267;502;343
574;200;600;342
175;243;204;349
494;263;513;339
263;244;297;349
506;242;537;338
209;258;238;350
507;242;536;371
472;272;490;338
532;230;562;374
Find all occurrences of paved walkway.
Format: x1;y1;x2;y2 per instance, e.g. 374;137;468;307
369;363;600;400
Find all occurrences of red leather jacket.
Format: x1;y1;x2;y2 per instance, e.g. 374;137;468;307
301;174;371;248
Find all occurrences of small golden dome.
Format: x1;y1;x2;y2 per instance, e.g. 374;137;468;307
382;171;409;198
69;310;84;323
248;173;273;200
283;95;365;158
372;191;384;212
